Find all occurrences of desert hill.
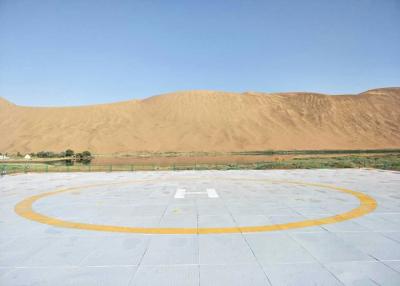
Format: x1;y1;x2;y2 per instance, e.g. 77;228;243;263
1;88;399;154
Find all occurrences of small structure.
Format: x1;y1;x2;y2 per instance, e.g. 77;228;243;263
24;154;32;160
0;155;9;160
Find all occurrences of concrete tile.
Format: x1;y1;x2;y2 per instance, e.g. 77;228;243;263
141;235;198;265
377;213;400;224
199;234;256;265
130;205;167;217
159;215;197;228
353;215;399;232
262;263;342;286
267;214;326;232
227;206;267;216
381;231;400;243
24;236;99;266
196;202;228;216
0;267;13;278
232;215;271;227
336;232;400;261
118;216;161;228
326;261;400;286
267;214;316;225
82;236;149;266
2;170;400;285
200;264;270;286
291;206;335;216
130;265;199;286
245;232;317;264
384;261;400;273
198;215;236;228
291;232;373;263
0;237;56;267
259;207;300;216
321;220;370;232
164;204;197;216
0;266;136;286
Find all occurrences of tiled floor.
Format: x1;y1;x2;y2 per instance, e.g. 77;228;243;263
0;169;400;285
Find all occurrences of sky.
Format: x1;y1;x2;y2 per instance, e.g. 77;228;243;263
0;0;399;106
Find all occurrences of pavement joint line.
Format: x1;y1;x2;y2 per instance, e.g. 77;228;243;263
77;245;100;266
369;278;381;286
197;264;200;286
223;191;273;285
5;265;141;269
286;229;347;286
378;232;400;245
382;260;400;275
14;178;378;235
6;259;400;268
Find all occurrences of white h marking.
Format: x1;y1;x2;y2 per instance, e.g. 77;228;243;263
174;188;186;199
174;188;219;199
206;188;218;198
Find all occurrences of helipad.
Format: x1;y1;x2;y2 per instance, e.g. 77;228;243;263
1;169;400;285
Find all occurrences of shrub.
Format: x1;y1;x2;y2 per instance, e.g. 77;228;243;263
82;151;91;158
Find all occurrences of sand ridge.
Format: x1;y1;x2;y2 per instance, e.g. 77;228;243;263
0;88;399;153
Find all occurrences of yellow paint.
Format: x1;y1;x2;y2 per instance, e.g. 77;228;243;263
14;179;377;234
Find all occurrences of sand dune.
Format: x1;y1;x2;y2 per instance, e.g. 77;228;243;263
1;88;399;154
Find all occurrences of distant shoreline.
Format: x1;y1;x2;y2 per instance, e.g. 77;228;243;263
2;149;399;173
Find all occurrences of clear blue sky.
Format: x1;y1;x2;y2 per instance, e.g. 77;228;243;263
0;0;399;106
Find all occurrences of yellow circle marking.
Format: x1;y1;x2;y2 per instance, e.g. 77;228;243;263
14;179;377;234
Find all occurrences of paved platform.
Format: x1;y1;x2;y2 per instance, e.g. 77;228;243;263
1;169;400;285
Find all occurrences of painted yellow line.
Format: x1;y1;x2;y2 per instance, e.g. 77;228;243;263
14;179;377;234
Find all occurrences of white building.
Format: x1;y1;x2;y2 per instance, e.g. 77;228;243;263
24;154;32;160
0;155;9;160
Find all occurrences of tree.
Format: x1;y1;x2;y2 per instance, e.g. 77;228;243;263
65;149;74;157
82;151;91;158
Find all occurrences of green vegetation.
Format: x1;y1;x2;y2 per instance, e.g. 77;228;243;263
74;151;92;164
92;149;400;159
1;153;399;174
252;154;400;170
35;151;64;158
65;149;74;157
234;149;400;156
7;149;92;161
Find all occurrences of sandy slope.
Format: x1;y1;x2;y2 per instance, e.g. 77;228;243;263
0;88;399;154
